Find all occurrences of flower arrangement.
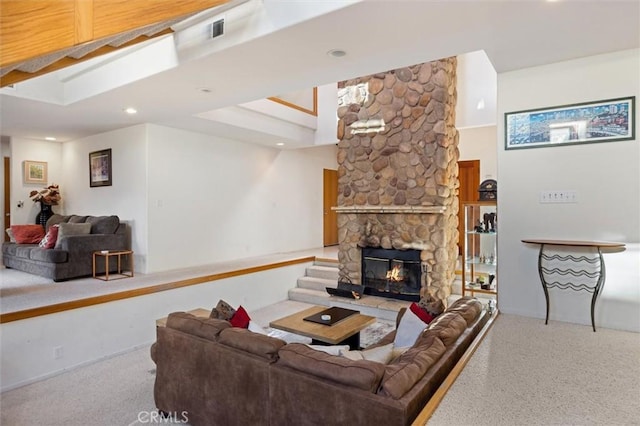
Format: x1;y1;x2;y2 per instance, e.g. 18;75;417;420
30;184;61;205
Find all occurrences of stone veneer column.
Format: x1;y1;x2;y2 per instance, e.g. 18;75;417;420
336;58;459;302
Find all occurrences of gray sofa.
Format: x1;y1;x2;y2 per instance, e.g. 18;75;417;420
151;297;489;426
2;214;129;282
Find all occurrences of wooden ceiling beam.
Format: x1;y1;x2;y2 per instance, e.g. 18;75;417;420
0;0;228;68
0;29;173;87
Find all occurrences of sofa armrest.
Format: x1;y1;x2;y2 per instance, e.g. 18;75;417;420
58;233;128;257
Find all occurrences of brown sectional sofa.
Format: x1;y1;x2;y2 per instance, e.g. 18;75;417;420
151;297;490;426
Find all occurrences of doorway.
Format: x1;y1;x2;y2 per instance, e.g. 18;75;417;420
457;160;480;255
4;157;9;241
323;168;338;246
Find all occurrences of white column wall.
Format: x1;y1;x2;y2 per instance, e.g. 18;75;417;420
145;124;337;273
496;48;640;331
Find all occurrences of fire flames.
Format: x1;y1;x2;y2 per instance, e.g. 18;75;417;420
386;265;403;282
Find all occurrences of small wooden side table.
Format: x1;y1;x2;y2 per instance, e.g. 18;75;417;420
92;250;134;281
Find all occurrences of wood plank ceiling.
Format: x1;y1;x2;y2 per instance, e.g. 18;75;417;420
0;0;229;87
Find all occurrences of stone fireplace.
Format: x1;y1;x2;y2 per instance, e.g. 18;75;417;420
335;57;459;303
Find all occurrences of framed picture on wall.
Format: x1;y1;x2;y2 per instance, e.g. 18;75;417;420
505;96;635;150
24;160;48;184
89;149;112;187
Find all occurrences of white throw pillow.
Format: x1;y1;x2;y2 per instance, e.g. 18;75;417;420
393;307;428;348
306;344;350;356
247;321;268;335
340;343;395;364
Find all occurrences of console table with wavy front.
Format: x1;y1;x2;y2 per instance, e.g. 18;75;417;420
521;239;625;332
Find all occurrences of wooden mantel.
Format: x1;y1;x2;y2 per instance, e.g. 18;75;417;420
332;205;447;214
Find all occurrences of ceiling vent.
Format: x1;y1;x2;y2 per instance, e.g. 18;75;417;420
211;19;225;39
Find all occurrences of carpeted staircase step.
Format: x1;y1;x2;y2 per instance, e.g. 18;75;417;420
288;287;332;306
296;276;337;292
313;258;339;268
305;265;339;280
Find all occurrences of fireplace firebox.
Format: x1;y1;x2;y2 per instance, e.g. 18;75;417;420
361;247;422;302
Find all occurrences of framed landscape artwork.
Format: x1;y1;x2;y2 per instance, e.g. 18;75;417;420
505;96;635;150
89;149;112;187
24;160;48;184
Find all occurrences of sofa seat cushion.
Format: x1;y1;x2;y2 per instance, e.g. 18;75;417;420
446;297;483;326
86;215;120;234
30;247;68;263
15;245;38;259
219;328;285;361
2;242;26;256
166;312;231;341
421;312;468;347
378;334;446;399
277;343;386;393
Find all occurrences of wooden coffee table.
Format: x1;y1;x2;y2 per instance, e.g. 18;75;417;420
269;306;375;350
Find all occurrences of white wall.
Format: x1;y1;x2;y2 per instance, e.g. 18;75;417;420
61;125;149;272
458;125;497;181
497;48;640;331
9;138;63;225
145;124;337;273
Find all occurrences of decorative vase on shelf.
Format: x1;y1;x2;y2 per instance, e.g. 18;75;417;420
36;202;54;228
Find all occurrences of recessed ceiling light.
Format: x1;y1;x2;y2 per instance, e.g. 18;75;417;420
45;136;57;141
124;107;138;114
327;49;347;58
276;142;285;146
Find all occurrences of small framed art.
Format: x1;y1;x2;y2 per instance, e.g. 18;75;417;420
89;149;112;187
24;160;48;184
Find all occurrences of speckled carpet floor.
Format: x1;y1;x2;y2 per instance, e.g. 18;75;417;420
429;313;640;425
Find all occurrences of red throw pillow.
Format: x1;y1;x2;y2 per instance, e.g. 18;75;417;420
410;302;434;325
38;224;60;249
229;305;251;328
11;225;45;244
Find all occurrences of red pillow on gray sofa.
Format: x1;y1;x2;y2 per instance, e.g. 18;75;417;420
10;225;45;244
38;224;59;249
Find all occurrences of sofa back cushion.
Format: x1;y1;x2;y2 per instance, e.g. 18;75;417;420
420;312;468;347
45;214;70;231
68;215;88;223
10;225;45;244
446;297;483;326
166;312;231;341
218;328;285;361
378;333;446;399
86;215;120;234
277;343;385;393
